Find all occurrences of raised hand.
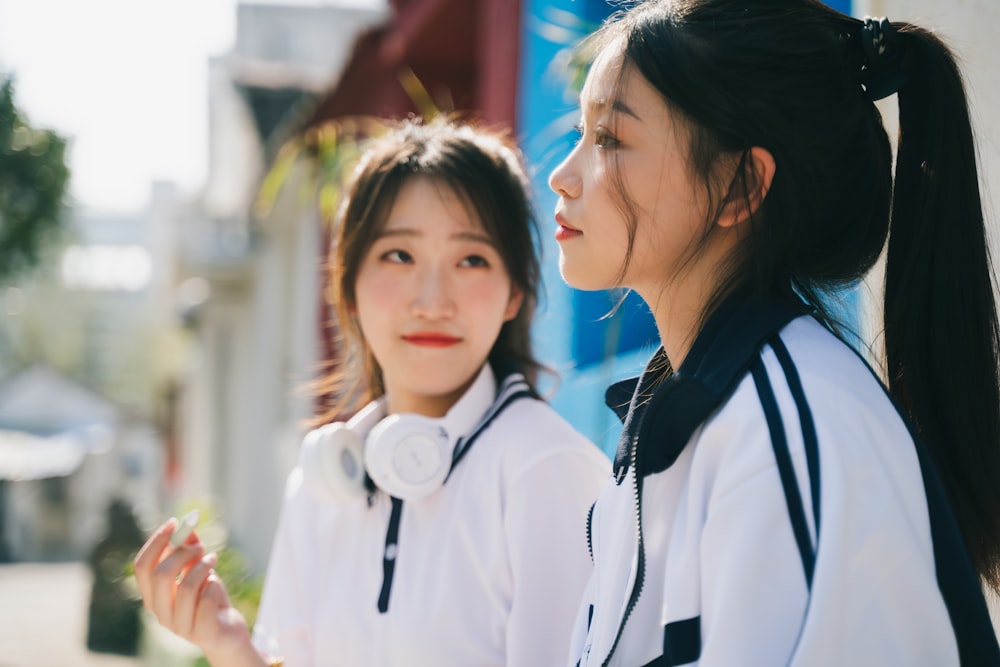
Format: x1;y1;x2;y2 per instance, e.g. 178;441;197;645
133;518;267;667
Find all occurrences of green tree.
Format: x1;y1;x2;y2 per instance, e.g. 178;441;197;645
0;75;70;284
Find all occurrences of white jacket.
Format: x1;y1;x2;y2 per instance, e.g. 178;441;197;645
253;364;610;666
571;294;1000;667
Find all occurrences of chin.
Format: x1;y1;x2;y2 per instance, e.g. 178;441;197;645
558;261;608;292
417;374;474;399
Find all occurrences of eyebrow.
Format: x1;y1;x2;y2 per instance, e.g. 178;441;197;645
584;97;642;122
377;228;497;246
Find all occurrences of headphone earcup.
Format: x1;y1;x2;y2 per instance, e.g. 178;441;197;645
365;414;450;502
300;423;368;503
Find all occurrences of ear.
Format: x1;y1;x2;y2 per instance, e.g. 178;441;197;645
717;146;776;228
504;286;524;322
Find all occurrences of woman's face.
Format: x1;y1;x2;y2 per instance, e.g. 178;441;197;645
548;41;717;308
353;176;522;417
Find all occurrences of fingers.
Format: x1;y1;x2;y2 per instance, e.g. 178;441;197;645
150;542;205;630
133;517;211;634
133;519;177;612
132;516;245;656
174;551;219;636
191;573;247;648
195;573;232;625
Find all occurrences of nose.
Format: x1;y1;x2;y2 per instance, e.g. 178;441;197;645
411;266;456;320
549;146;581;199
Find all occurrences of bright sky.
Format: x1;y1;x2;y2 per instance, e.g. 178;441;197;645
0;0;238;213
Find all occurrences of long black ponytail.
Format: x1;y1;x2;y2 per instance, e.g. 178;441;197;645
884;23;1000;589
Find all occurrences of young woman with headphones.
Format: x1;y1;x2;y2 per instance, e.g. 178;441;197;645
134;118;609;666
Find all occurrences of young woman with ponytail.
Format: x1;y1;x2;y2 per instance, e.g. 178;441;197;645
548;1;1000;664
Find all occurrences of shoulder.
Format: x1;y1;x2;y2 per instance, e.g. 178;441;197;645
491;396;602;453
768;316;909;438
473;396;610;481
693;314;914;491
277;465;325;519
708;315;904;435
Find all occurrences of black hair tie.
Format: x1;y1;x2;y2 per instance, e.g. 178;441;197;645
859;17;907;101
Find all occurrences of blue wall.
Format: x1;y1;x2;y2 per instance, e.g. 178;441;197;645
518;0;853;455
518;0;640;455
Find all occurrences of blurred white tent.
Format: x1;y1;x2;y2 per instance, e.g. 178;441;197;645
0;366;160;561
0;365;116;481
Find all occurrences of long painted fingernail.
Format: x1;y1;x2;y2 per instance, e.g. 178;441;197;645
169;509;200;547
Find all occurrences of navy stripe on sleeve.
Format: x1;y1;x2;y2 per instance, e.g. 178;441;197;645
751;357;815;589
770;337;821;538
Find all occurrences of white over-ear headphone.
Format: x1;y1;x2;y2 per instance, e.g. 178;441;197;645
300;400;451;503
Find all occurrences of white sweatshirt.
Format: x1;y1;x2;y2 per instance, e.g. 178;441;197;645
571;295;1000;667
254;364;610;666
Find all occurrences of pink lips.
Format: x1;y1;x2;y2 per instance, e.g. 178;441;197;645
403;332;461;348
554;212;582;241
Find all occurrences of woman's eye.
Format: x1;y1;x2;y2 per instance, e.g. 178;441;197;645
381;249;412;264
460;255;490;268
593;127;619;148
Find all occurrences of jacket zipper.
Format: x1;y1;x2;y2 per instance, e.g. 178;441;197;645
600;430;647;666
586;502;596;562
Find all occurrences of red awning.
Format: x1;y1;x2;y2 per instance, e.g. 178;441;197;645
301;0;520;130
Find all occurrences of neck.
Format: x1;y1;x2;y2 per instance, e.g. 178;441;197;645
383;366;486;418
385;384;468;418
647;293;701;370
639;270;725;370
637;226;740;368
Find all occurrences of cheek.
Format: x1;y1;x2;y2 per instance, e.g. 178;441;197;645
463;279;516;320
646;153;706;221
354;270;400;308
353;274;399;336
622;154;668;214
631;156;707;232
588;162;634;246
354;300;386;344
590;161;617;208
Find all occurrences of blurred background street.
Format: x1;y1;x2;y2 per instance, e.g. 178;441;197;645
0;562;140;667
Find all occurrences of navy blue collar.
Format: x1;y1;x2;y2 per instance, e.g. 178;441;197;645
607;290;811;479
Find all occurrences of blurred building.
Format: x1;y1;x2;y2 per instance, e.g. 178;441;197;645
0;197;175;561
172;0;389;572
